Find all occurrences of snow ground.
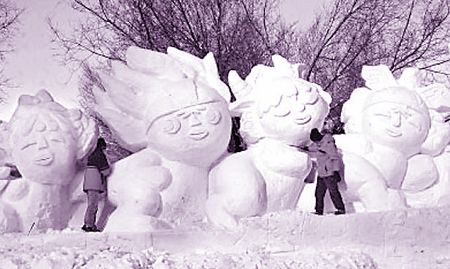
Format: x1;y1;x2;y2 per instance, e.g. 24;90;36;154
0;206;449;268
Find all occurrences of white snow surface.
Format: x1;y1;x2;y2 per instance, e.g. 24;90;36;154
1;206;450;268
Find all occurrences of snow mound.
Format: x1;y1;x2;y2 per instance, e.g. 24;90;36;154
0;245;376;269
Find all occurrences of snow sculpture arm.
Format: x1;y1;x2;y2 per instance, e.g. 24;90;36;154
105;149;173;232
402;154;438;193
254;139;312;178
420;110;450;156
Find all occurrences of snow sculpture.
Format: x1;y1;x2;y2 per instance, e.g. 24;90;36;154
0;90;97;232
337;65;450;210
404;79;450;207
93;46;232;230
206;56;332;228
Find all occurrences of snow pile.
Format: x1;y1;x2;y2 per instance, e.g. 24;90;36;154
169;249;376;269
0;244;376;269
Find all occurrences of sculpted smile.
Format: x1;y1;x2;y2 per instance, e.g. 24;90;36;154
188;130;209;140
385;128;402;137
34;153;54;166
293;114;312;125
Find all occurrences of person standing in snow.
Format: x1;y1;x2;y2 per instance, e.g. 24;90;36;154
306;128;346;215
82;137;110;232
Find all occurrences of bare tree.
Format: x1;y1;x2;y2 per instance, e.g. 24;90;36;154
0;0;22;101
51;0;295;153
50;0;296;83
298;0;450;133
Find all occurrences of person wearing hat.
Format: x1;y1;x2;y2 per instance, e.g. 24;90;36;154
82;137;110;232
306;128;345;215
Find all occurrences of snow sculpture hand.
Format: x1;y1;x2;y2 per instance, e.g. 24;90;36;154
0;167;10;179
420;110;450;156
105;149;172;232
402;154;438;193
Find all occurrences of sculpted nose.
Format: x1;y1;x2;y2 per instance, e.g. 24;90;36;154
297;103;306;112
189;113;202;127
37;136;49;149
391;112;401;127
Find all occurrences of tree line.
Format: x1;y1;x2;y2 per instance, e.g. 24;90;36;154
3;0;449;156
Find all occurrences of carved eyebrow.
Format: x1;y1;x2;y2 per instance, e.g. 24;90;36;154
176;111;186;117
49;135;66;143
181;113;192;119
21;141;37;150
373;112;390;116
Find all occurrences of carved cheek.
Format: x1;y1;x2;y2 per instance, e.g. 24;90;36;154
162;118;181;135
206;110;222;125
406;118;424;134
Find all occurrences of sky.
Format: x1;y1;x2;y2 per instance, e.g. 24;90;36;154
0;0;327;120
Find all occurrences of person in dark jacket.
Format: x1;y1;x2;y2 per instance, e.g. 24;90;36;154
306;128;346;215
82;137;110;232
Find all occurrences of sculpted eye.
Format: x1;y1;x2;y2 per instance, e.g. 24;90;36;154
206;110;222;125
268;95;291;117
162;118;181;134
373;112;390;118
272;106;291;117
50;136;65;143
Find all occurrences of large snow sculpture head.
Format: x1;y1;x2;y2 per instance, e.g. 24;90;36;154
342;65;431;157
93;46;232;167
7;90;97;184
362;87;430;155
145;79;230;167
228;55;331;146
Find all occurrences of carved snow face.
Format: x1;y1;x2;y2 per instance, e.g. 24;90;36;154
257;78;329;145
362;103;429;155
11;115;76;184
147;101;231;167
